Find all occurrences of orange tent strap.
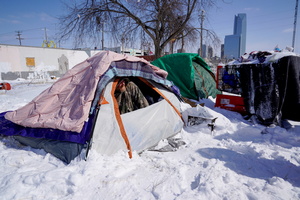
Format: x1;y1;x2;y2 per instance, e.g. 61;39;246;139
111;78;132;158
138;77;183;120
99;96;109;105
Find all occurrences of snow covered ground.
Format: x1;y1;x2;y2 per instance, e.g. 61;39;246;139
0;80;300;200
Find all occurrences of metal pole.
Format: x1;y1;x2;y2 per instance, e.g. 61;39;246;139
200;10;205;57
44;27;49;47
292;0;298;51
101;23;104;50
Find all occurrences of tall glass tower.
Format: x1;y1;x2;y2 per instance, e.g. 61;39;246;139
224;13;247;59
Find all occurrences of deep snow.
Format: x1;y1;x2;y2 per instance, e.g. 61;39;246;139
0;80;300;200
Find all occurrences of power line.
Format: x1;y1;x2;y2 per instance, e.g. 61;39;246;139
0;27;47;36
0;31;16;36
22;27;45;32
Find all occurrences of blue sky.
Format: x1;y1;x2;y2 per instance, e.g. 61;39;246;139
207;0;299;54
0;1;66;47
0;0;299;55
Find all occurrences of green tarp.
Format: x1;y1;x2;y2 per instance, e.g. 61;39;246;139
151;53;221;100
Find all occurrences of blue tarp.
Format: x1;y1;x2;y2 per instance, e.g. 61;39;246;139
0;111;94;144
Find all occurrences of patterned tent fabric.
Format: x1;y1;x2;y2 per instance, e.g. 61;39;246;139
4;51;170;133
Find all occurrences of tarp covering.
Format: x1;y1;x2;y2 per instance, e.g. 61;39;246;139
238;55;300;125
13;136;83;164
0;111;94;144
151;53;221;100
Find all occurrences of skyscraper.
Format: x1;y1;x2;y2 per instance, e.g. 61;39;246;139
198;44;207;58
224;13;247;59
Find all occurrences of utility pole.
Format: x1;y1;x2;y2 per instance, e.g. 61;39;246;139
101;23;105;50
44;27;49;47
121;36;125;54
199;10;205;57
292;0;299;51
16;31;24;45
96;16;105;50
181;31;185;52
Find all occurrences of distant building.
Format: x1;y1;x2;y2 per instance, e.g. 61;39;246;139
224;35;240;59
0;44;98;81
177;48;186;53
207;45;213;58
221;44;224;59
105;46;145;56
234;13;247;56
198;44;207;58
224;13;247;59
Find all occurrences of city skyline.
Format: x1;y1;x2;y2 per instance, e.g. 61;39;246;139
0;0;299;56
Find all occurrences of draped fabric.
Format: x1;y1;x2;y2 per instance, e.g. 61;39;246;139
239;55;300;125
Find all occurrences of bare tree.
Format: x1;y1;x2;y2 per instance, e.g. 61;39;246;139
58;0;218;59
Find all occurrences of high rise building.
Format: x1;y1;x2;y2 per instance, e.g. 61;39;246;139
224;13;247;59
221;44;224;59
224;35;240;59
198;44;207;58
208;45;213;58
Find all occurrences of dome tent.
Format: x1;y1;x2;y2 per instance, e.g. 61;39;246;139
151;53;221;101
0;51;184;163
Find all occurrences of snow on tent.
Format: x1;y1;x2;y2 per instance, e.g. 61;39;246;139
0;51;184;164
151;53;221;101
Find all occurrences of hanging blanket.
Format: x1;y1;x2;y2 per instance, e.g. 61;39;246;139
239;55;300;125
